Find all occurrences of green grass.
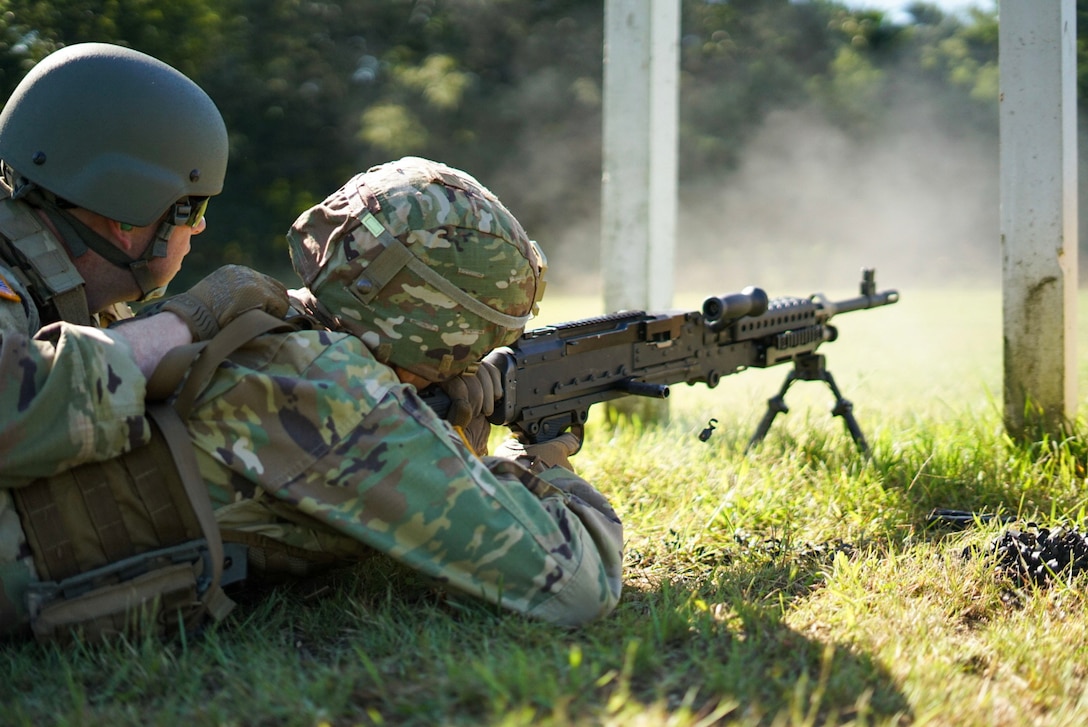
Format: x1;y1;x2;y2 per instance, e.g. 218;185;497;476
6;288;1088;726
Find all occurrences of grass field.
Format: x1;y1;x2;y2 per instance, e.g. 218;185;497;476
6;285;1088;726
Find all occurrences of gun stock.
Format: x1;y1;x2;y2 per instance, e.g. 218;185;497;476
422;268;899;452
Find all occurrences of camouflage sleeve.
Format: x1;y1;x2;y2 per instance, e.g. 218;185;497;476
0;320;150;488
188;331;622;626
475;456;624;624
290;391;622;625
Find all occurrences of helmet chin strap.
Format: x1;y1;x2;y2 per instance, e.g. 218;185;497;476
128;220;176;301
23;186;173;301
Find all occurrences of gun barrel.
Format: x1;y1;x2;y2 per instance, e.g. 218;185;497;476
825;268;899;315
826;289;899;316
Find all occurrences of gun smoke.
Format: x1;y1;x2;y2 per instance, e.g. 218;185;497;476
678;106;1000;294
528;102;1001;298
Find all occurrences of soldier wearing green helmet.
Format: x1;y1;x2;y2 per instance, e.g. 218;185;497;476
0;42;290;479
0;44;290;638
0;157;622;641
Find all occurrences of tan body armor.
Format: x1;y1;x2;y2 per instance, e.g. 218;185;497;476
13;404;237;641
0;196;92;325
0;197;240;641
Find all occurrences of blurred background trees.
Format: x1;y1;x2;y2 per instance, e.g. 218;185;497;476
0;0;1044;292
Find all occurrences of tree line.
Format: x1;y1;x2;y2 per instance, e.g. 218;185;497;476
0;1;1042;290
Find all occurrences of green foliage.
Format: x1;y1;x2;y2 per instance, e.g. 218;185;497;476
680;0;843;173
0;0;225;75
806;45;886;128
0;0;1015;290
918;11;999;104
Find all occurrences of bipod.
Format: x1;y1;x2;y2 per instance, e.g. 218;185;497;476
746;353;869;455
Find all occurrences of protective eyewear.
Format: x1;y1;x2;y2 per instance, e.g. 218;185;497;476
172;196;210;227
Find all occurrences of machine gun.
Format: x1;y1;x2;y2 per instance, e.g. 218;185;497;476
422;269;899;454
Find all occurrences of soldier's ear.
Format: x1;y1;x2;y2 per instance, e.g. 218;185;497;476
108;219;143;252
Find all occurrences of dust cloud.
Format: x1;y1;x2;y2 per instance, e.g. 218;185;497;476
535;103;1002;301
676;106;1001;297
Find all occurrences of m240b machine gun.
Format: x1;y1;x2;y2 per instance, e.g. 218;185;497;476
423;269;899;454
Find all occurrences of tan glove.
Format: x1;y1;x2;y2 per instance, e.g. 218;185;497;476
439;361;501;426
493;431;582;474
439;361;502;455
160;265;289;341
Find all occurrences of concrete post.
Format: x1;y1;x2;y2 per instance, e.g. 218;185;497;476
602;0;678;312
1000;0;1078;437
601;0;679;425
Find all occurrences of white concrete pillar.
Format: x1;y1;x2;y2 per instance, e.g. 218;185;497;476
602;0;678;312
1000;0;1078;436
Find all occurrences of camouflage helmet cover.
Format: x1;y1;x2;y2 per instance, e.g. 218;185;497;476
288;157;546;382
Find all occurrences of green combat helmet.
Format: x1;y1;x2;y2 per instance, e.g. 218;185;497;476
0;43;228;300
289;156;547;382
0;42;228;226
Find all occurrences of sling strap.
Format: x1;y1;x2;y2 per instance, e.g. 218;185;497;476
147;308;296;417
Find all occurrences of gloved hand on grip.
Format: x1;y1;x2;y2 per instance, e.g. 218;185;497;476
493;431;582;474
438;361;502;455
438;361;501;427
160;264;289;341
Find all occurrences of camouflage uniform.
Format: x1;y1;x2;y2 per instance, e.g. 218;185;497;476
0;262;149;630
1;320;622;632
190;326;622;626
0;268;147;487
203;157;622;625
0;157;623;636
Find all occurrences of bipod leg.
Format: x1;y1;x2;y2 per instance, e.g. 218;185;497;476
747;354;871;455
823;374;869;454
746;371;797;453
795;354;869;455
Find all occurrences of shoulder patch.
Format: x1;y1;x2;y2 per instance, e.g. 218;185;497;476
0;271;20;303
